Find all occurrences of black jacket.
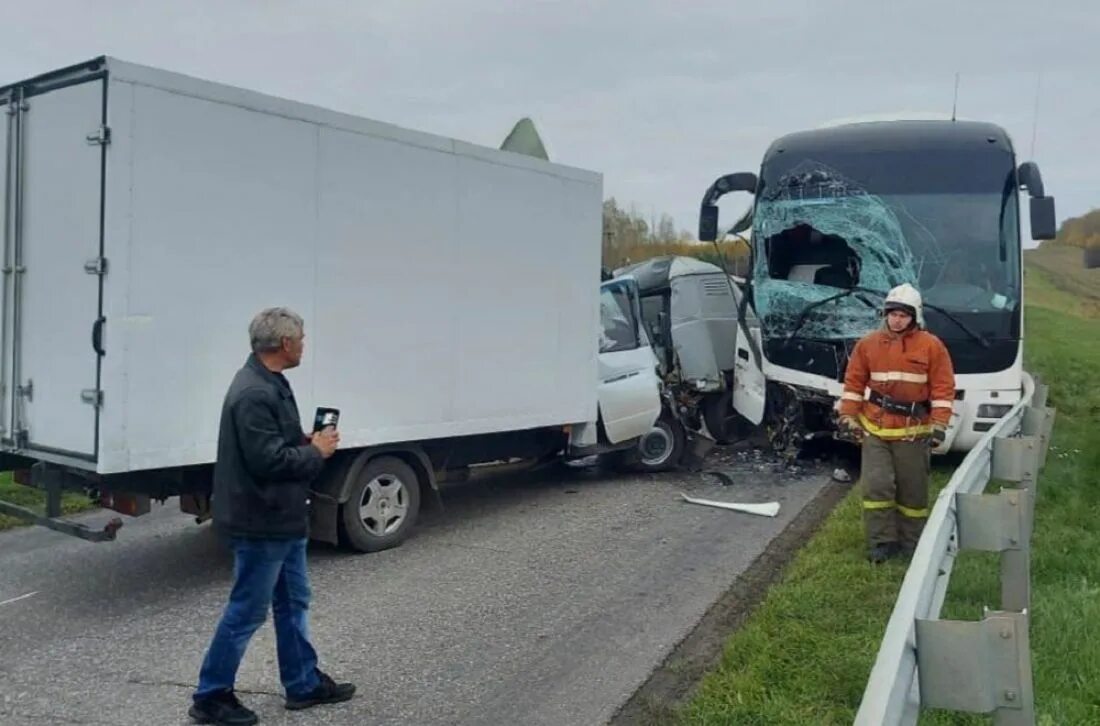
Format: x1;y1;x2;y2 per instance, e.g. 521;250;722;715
212;354;325;539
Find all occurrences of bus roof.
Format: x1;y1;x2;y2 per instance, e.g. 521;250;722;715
765;119;1015;160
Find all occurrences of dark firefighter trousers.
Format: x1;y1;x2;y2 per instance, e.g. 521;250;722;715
861;434;932;549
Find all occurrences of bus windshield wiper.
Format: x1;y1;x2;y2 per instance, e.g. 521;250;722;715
783;286;992;349
784;286;885;343
922;301;992;349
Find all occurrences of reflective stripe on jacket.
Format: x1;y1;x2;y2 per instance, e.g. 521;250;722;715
839;327;956;438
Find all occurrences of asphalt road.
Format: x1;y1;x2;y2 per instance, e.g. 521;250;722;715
0;452;832;726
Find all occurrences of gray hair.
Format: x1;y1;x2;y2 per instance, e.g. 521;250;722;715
249;307;304;353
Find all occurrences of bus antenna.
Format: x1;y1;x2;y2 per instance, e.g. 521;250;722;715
951;73;960;122
1029;72;1043;158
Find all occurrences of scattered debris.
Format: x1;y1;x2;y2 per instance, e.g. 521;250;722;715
700;445;819;480
832;467;853;483
701;470;736;487
679;492;780;518
564;456;601;469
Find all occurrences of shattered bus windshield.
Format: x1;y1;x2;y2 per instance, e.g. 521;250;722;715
751;147;1021;342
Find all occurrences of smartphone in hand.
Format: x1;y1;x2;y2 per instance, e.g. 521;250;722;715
313;407;340;432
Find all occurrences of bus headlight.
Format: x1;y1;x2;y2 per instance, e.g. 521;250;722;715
977;404;1012;419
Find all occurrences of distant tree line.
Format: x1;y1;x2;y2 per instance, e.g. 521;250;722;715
1054;209;1100;250
601;197;750;272
602;198;690;252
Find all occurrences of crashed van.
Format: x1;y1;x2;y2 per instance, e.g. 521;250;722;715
697;117;1057;454
608;256;760;470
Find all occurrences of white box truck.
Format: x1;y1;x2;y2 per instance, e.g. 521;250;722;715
0;57;661;550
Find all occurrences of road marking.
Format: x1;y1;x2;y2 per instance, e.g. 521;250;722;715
0;591;38;607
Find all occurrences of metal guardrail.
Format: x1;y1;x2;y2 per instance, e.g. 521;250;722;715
855;372;1056;726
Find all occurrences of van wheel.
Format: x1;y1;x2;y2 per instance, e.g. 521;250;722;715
703;391;743;444
616;414;685;473
339;456;421;553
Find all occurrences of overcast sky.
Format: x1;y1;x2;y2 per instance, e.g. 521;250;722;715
3;1;1097;238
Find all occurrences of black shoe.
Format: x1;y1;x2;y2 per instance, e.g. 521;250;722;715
867;542;900;564
188;691;258;726
285;670;356;711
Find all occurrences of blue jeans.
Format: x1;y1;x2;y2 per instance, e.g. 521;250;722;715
194;537;320;701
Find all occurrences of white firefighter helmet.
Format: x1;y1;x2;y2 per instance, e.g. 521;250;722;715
883;283;924;327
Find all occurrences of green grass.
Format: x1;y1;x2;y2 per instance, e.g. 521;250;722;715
1024;252;1100;319
680;271;1100;724
1025;244;1100;316
0;472;98;531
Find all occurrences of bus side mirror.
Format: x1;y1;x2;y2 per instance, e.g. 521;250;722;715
699;205;719;242
1030;197;1056;241
698;172;757;242
1018;162;1045;197
1018;162;1056;240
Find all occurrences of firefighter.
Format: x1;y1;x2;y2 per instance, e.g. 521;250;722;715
837;283;956;563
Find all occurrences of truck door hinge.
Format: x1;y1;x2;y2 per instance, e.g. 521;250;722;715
81;389;103;408
84;257;108;275
16;380;33;401
86;125;110;146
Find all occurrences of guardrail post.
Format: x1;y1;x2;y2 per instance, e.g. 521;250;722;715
956;487;1033;612
993;435;1040;491
1021;405;1056;469
1030;381;1049;409
915;610;1035;725
990;435;1043;613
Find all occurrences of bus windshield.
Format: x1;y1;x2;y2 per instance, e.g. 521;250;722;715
750;147;1021;341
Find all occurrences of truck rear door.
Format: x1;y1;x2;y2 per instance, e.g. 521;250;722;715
1;75;106;461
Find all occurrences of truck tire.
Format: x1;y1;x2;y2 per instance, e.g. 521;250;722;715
615;414;685;473
339;456;421;553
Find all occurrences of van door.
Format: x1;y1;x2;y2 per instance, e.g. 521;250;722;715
731;280;766;425
597;278;661;444
1;78;105;460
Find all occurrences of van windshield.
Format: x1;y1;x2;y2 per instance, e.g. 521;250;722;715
599;286;639;353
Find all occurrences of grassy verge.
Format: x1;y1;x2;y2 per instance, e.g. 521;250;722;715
1024;244;1100;316
0;472;98;531
679;274;1100;724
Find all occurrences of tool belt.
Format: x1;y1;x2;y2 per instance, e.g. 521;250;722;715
867;390;930;418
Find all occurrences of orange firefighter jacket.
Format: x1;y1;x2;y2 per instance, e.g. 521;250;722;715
839;327;956;439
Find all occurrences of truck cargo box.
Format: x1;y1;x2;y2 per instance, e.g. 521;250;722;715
0;57;603;476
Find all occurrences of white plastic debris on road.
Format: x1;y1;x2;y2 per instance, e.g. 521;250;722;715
679;493;780;517
832;467;853;483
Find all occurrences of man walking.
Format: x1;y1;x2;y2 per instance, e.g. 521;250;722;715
837;284;956;563
190;308;355;726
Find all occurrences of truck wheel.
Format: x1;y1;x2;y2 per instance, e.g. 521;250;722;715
339;456;421;553
617;414;685;473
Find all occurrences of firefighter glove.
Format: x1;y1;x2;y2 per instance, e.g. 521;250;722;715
839;415;864;440
930;426;947;450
